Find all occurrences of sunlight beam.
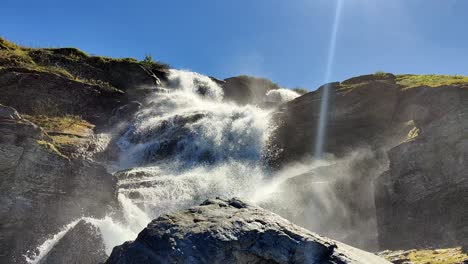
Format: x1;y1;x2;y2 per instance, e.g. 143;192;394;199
314;0;343;159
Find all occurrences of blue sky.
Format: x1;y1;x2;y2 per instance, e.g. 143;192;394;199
2;0;467;90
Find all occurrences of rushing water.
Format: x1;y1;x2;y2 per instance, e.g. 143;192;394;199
26;70;302;262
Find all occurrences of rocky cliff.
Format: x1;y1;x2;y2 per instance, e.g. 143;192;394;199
0;104;116;263
106;198;390;264
267;73;468;251
0;37;168;263
1;37;467;263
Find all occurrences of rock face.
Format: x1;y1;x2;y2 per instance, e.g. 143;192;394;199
267;74;468;251
39;220;107;264
259;149;388;251
375;86;468;250
106;198;390;264
0;104;117;263
222;75;280;105
266;77;404;168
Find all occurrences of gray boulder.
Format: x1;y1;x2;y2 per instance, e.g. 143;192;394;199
106;198;389;264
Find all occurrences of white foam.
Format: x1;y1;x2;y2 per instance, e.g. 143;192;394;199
25;219;81;264
264;89;300;104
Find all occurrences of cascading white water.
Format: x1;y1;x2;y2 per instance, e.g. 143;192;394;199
26;69;288;263
113;69;274;227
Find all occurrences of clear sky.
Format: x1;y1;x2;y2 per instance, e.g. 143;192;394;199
2;0;467;90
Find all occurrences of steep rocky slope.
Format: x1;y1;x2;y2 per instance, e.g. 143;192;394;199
375;85;468;250
0;104;116;263
222;75;281;105
0;38;168;263
267;73;468;251
106;198;390;264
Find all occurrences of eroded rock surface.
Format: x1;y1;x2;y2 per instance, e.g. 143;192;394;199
0;104;117;263
267;75;468;251
106;198;389;264
375;86;468;250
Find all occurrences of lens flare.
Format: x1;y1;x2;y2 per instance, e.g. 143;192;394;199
314;0;344;159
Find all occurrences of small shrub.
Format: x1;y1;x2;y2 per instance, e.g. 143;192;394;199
140;54;170;69
374;71;391;78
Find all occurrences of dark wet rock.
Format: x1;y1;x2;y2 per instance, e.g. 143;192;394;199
106;198;390;264
39;220;107;264
109;101;142;126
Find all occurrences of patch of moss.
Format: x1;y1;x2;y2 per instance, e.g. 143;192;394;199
36;140;69;159
24;115;93;137
396;74;468;89
0;37;21;50
406;126;420;141
0;42;76;79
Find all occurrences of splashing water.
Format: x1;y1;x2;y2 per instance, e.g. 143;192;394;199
264;89;300;104
314;0;343;159
27;69;297;263
113;69;274;225
24;220;81;264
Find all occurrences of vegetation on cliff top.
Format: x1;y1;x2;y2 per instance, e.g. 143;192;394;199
0;37;169;92
396;74;468;89
379;247;468;264
338;71;468;91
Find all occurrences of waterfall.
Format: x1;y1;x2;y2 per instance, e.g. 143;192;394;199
112;69;275;230
27;69;294;263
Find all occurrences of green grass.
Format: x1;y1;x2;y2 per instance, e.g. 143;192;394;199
0;37;168;89
27;115;94;154
396;74;468;89
0;42;76;78
24;115;93;135
36;140;69;159
380;247;468;264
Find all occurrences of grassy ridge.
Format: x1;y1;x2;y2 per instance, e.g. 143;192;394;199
396;74;468;89
379;247;468;264
0;37;169;91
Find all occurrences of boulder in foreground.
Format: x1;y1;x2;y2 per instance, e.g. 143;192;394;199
106;198;389;264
